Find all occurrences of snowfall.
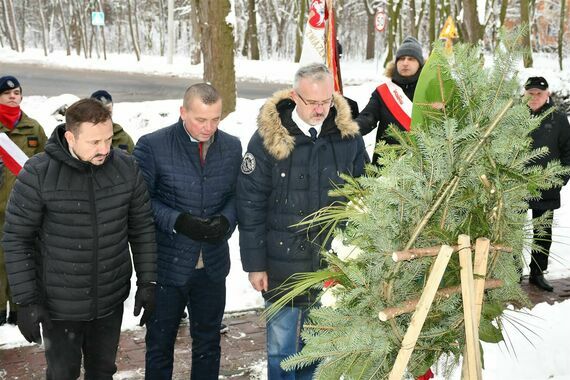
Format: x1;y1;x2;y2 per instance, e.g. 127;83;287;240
0;47;569;380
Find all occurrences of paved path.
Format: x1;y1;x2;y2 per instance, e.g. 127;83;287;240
1;278;569;379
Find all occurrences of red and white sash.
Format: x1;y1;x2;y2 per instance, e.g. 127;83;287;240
376;80;413;131
0;133;29;175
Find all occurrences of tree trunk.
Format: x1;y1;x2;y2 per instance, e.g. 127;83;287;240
57;0;71;55
1;0;17;50
499;0;509;27
38;0;48;56
247;0;260;60
365;8;375;60
558;0;566;70
6;0;19;51
97;0;107;60
462;0;482;44
409;0;417;38
294;0;306;62
118;3;122;54
158;0;165;56
521;0;533;67
197;0;236;118
19;0;25;51
74;0;89;58
127;0;141;61
429;0;436;47
189;0;201;64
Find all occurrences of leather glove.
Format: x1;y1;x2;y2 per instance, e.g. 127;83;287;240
17;304;52;344
174;213;213;241
202;215;230;243
134;283;156;327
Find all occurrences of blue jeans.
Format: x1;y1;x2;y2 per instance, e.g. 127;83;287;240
266;301;317;379
145;269;226;380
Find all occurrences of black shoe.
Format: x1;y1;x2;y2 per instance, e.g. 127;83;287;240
0;311;6;326
220;323;229;334
529;274;554;292
7;311;17;325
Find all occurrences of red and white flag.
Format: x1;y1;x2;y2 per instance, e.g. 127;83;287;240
300;0;343;93
0;133;29;175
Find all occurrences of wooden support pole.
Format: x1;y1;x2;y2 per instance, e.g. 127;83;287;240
392;243;511;262
462;237;490;379
388;245;454;380
378;279;502;321
458;235;482;380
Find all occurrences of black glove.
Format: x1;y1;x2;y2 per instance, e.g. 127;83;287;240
202;215;230;243
174;213;213;241
17;304;51;344
134;283;156;327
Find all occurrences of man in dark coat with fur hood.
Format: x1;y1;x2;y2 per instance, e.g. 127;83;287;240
356;36;424;164
237;63;368;379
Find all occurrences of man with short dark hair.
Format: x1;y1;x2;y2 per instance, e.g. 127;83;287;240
3;98;157;379
237;63;368;378
356;36;424;164
524;76;570;292
134;83;242;380
90;89;135;153
0;75;47;326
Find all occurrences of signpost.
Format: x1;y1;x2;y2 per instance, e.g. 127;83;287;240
91;11;105;26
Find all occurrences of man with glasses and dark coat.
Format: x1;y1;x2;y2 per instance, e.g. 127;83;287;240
237;63;368;379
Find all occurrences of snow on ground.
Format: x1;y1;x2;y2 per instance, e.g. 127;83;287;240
1;47;570;378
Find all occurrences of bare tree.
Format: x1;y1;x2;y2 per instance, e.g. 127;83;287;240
189;0;201;64
462;0;483;43
245;0;260;60
197;0;236;118
127;0;141;61
521;0;533;67
5;0;19;51
558;0;566;70
56;0;71;55
38;0;48;56
294;0;306;62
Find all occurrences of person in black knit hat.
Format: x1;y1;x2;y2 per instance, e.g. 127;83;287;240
356;36;424;164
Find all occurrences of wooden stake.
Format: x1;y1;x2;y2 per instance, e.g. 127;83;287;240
458;235;482;380
388;245;454;380
378;279;502;321
462;237;490;379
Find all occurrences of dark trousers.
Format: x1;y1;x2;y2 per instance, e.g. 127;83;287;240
43;304;123;380
145;268;226;380
530;208;553;275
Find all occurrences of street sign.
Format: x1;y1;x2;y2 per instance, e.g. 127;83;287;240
375;11;387;32
91;12;105;26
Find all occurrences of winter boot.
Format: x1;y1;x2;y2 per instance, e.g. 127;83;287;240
7;311;17;325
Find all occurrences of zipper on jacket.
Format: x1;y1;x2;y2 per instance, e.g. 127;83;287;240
88;167;99;319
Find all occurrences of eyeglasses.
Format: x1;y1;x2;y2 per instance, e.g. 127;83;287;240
296;92;334;108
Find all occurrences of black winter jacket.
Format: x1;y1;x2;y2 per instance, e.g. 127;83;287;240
237;90;368;305
3;125;157;320
528;101;570;210
133;121;242;285
356;64;420;164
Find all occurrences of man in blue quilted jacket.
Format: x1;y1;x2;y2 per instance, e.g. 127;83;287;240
134;83;242;380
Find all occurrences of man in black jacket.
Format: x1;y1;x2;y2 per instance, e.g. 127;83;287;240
237;63;368;379
525;76;570;292
3;98;157;380
356;36;424;164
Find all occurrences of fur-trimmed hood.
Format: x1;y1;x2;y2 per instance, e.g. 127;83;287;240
256;89;360;160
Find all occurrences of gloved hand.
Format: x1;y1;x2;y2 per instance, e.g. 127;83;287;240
174;213;213;241
17;304;51;344
202;215;230;243
134;283;156;327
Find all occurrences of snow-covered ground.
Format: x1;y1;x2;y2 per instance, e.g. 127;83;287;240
1;47;570;379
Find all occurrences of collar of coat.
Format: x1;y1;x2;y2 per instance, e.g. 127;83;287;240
257;89;359;160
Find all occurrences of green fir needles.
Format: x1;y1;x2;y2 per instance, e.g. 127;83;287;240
270;31;570;379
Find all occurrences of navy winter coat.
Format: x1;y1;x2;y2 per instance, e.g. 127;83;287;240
237;90;368;305
528;101;570;210
3;125;156;320
134;120;242;285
